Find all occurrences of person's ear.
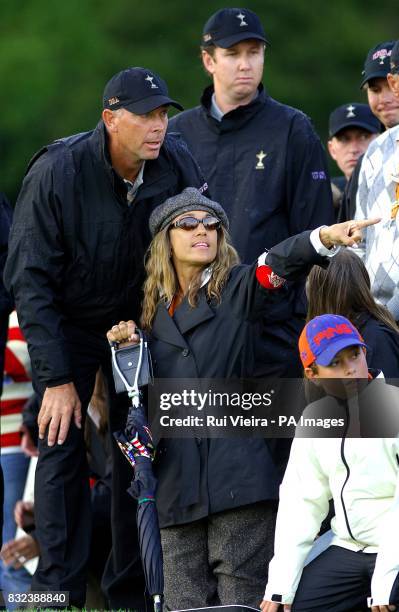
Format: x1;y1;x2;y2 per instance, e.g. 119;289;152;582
202;50;216;76
304;367;320;384
304;368;315;380
102;109;118;132
387;73;399;96
327;138;337;162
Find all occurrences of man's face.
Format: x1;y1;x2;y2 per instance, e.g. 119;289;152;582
108;106;169;164
366;77;399;128
202;39;264;106
327;128;377;180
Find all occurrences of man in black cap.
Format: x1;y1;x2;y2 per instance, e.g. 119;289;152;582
327;103;380;219
4;66;207;609
339;40;399;221
169;7;334;381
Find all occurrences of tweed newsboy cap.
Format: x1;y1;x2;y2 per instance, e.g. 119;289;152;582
149;187;229;237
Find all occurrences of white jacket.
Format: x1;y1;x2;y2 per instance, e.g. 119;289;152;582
264;377;399;607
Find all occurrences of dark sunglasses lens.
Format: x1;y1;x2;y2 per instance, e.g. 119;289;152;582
202;217;221;230
178;217;200;230
175;216;221;230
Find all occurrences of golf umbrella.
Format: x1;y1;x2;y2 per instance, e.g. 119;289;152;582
111;332;163;612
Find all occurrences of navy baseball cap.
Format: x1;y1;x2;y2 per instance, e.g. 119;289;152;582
328;103;381;138
103;67;183;114
299;315;366;368
202;8;269;49
390;40;399;74
360;41;396;88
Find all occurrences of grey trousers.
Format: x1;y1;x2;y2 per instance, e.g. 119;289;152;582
160;501;277;611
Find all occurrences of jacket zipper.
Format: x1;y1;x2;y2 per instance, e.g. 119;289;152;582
340;402;358;542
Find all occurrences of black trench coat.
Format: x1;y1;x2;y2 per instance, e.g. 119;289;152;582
150;231;327;527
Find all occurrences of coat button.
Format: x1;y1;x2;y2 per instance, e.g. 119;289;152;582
182;348;189;357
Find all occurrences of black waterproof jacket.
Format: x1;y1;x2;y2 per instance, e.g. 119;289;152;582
151;231;328;527
169;85;334;262
4;122;207;386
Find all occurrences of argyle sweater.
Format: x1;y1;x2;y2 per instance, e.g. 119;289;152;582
355;125;399;309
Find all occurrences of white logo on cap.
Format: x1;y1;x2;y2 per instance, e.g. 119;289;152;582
145;75;158;89
346;105;356;118
236;12;248;27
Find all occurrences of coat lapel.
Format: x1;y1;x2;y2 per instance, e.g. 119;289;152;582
151;303;188;350
151;291;216;348
173;291;215;335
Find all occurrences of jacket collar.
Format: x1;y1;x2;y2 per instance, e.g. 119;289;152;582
200;84;267;132
163;267;213;307
135;144;174;203
89;122;175;203
173;290;215;334
151;304;188;350
89;121;128;201
152;289;215;347
369;368;384;379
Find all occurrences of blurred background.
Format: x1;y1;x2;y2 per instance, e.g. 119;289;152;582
1;0;397;202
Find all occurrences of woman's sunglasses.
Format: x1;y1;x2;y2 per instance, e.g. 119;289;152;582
170;216;221;231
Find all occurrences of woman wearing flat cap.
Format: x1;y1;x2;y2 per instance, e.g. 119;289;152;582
107;187;378;609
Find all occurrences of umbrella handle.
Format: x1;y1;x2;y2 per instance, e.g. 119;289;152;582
111;330;144;406
153;594;162;612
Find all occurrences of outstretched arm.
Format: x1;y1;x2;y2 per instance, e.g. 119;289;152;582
265;218;380;282
318;218;380;248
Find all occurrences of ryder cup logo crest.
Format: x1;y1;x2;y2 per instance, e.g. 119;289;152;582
255;150;267;170
236;11;248;27
372;48;391;65
145;75;158;89
346;105;356;118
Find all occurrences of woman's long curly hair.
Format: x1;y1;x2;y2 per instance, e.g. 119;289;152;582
140;224;239;330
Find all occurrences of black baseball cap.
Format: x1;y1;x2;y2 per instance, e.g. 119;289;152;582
202;8;269;49
390;40;399;74
328;103;381;138
103;67;183;114
360;41;396;88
